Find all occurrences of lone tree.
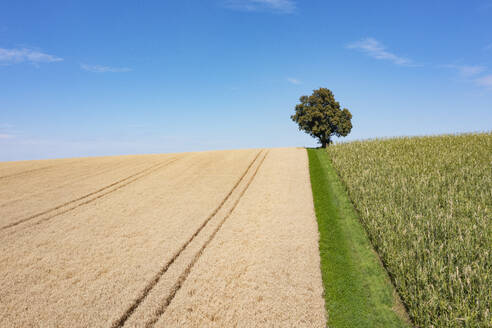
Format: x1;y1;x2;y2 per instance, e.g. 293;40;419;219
291;88;352;147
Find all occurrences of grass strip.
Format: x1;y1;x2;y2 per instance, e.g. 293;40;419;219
307;148;411;328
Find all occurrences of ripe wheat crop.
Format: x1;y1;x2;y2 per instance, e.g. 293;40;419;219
0;148;326;327
328;133;491;327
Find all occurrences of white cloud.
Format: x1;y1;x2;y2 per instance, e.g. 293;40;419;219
443;64;487;77
458;65;487;76
475;75;492;88
442;64;492;90
80;64;132;73
224;0;296;13
0;48;63;64
347;37;415;66
287;77;301;84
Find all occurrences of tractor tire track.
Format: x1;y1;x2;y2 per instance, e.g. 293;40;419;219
111;150;264;328
144;150;268;328
0;158;85;180
0;164;60;180
0;160;136;208
1;157;180;232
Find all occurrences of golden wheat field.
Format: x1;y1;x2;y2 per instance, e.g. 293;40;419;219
0;148;325;328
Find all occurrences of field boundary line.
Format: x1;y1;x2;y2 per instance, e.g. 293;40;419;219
1;157;180;232
143;150;269;328
307;148;411;327
111;150;265;328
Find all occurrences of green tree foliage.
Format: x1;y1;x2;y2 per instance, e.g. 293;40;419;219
291;88;352;147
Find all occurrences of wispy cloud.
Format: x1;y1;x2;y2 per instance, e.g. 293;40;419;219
223;0;296;13
485;43;492;51
0;123;18;140
442;64;492;90
0;47;63;65
442;64;487;77
80;64;132;73
347;37;415;66
287;77;301;85
475;75;492;89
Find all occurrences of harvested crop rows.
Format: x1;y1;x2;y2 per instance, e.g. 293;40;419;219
0;148;325;327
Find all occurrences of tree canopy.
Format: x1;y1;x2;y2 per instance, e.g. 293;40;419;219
291;88;352;147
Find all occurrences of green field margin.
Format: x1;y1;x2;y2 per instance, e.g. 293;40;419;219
307;148;411;328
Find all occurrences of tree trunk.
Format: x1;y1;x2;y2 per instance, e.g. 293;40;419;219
320;136;332;148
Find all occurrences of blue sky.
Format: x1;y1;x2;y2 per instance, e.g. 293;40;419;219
1;0;491;161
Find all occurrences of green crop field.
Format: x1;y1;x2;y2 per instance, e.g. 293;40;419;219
327;133;491;327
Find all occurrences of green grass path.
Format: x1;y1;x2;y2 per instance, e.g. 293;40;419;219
308;148;411;328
